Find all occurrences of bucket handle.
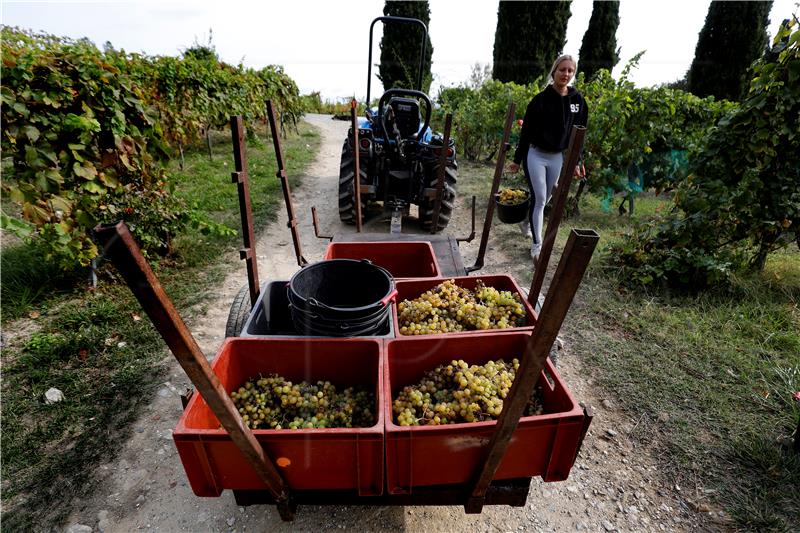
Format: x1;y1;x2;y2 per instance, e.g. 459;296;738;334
379;289;398;307
306;289;395;313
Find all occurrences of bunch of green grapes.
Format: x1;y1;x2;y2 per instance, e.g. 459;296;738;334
498;188;529;205
230;374;375;430
393;358;544;426
398;279;526;335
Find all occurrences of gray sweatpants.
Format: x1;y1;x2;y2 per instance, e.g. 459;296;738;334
523;146;563;252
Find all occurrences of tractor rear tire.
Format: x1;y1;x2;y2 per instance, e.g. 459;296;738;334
225;284;252;337
338;141;367;225
419;160;458;232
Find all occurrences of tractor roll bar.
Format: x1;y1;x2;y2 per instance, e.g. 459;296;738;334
367;16;428;104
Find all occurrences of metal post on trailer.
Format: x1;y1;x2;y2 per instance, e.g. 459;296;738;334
456;196;477;243
468;103;516;273
310;206;332;240
465;228;599;514
430;113;453;233
266;99;307;267
230;115;260;306
527;126;587;307
350;99;363;232
92;221;296;520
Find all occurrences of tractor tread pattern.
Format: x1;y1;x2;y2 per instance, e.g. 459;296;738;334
419;161;458;232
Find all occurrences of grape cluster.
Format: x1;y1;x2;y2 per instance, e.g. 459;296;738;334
230;374;375;430
498;188;529;206
393;358;544;426
398;279;526;335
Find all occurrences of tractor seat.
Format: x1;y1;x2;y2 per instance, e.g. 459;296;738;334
388;97;421;139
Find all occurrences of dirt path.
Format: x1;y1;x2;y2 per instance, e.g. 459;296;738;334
65;114;715;533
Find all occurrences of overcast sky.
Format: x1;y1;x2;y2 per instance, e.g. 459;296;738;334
2;0;797;101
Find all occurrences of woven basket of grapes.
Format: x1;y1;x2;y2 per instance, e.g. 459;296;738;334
495;188;531;223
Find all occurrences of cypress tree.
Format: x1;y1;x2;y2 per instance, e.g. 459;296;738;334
578;1;620;81
378;1;434;94
492;1;572;85
687;1;772;101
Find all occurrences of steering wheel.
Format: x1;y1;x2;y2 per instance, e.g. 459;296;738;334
378;89;432;141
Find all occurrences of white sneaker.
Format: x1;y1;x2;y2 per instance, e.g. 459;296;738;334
519;220;532;238
531;244;541;263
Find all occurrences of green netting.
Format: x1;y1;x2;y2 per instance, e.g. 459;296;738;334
639;149;689;189
599;149;689;212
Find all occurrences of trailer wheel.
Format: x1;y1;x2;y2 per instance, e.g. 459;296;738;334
419;160;458;232
338;141;367;225
225;284;251;337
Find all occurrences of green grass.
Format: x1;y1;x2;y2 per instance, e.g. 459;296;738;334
0;122;320;530
0;241;83;321
571;269;799;531
458;160;800;531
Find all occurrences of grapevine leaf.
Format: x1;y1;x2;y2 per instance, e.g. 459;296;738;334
73;163;98;180
24;125;40;142
0;211;34;238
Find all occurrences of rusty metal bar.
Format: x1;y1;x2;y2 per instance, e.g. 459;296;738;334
456;196;477;243
311;206;332;240
92;221;291;506
266;99;307;266
468;103;516;273
430;113;453;233
230;116;260;306
350;99;363;232
466;228;599;514
528;126;587;306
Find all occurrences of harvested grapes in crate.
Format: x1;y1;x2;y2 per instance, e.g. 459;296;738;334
230;374;375;430
393;358;543;426
397;279;526;335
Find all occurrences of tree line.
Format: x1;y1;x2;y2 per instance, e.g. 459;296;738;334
381;0;774;103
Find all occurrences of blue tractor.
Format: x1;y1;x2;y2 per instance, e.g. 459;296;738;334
339;16;458;231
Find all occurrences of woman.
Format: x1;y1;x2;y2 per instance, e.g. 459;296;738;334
508;54;588;262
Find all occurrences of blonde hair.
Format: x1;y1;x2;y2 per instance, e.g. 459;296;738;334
547;54;577;85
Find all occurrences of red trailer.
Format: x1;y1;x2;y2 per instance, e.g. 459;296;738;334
92;103;595;521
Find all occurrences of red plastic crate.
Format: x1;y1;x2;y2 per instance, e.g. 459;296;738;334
384;332;587;494
324;241;441;279
173;338;384;496
394;275;537;337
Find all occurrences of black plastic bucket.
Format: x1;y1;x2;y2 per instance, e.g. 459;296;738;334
290;302;392;337
494;191;531;224
287;259;396;337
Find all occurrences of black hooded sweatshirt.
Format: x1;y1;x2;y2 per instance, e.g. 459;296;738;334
513;85;588;164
